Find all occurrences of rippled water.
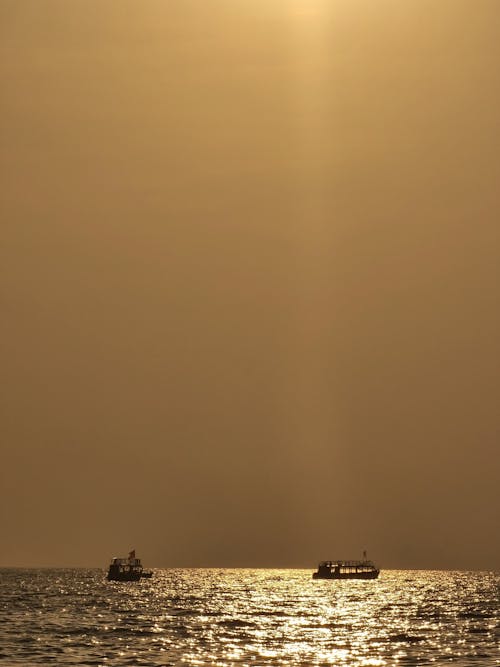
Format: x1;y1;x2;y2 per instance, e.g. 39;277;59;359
0;568;498;666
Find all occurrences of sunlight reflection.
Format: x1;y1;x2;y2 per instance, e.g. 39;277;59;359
4;569;497;666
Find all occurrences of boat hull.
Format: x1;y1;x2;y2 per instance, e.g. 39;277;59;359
107;570;142;582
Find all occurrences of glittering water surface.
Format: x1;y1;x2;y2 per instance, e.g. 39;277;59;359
0;569;498;666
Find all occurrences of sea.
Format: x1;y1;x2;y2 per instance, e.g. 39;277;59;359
0;569;498;666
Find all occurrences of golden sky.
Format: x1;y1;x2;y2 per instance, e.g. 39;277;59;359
1;0;499;568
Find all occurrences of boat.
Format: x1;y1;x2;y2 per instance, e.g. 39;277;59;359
107;550;153;581
312;554;379;580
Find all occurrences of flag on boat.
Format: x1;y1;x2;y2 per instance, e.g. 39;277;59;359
128;550;135;559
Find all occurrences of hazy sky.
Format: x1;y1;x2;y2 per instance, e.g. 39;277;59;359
1;0;499;569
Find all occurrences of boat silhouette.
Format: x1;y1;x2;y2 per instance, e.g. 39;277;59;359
312;554;379;580
107;550;153;581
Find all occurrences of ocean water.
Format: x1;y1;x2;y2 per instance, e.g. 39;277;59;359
0;569;498;666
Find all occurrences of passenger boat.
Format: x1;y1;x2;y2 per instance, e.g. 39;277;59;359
312;555;379;580
107;550;153;581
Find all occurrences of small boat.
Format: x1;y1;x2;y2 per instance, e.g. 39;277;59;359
312;554;379;580
107;550;153;581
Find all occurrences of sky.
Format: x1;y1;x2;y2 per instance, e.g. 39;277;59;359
1;0;499;570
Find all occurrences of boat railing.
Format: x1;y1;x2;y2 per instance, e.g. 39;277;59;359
111;557;143;567
319;560;377;568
